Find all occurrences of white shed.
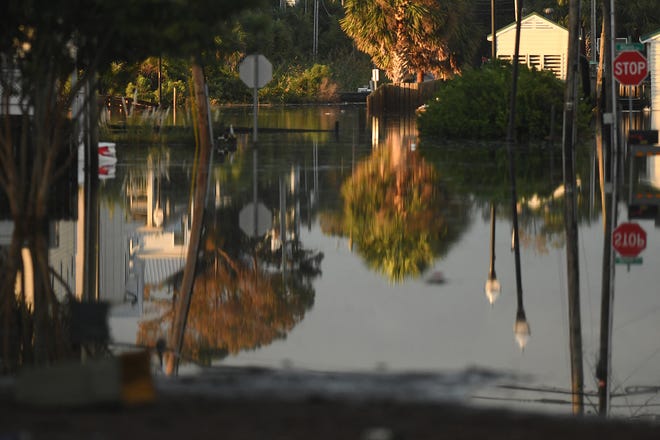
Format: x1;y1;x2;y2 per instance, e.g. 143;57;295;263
641;29;660;112
488;12;568;80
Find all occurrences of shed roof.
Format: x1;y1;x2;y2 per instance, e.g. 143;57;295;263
641;28;660;43
488;12;567;41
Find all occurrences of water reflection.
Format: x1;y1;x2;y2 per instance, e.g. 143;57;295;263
106;107;592;372
485;202;501;305
330;116;469;283
137;244;317;366
27;104;660;419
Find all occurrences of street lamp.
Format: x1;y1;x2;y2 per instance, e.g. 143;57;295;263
485;203;501;305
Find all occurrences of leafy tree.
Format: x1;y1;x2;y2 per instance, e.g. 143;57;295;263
616;0;660;40
340;0;478;83
417;61;585;141
261;63;339;103
0;0;262;369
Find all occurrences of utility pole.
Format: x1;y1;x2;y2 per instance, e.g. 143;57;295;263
597;0;619;416
562;0;584;415
491;0;497;60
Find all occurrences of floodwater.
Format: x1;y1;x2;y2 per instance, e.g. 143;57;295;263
97;104;660;419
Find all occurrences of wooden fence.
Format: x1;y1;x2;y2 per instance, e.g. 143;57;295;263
367;80;443;116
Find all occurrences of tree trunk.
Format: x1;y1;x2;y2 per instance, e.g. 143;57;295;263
166;59;212;375
1;225;22;371
31;217;53;364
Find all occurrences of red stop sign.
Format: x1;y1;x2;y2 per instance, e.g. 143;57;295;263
613;222;647;257
613;51;648;86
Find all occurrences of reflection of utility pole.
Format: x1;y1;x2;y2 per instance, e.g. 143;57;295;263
253;149;258;237
313;140;319;202
597;0;619;416
562;0;584;415
280;177;286;273
506;0;527;348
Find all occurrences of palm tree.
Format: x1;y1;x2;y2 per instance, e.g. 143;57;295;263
340;0;476;82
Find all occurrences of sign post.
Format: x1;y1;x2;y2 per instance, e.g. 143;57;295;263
239;54;273;143
613;49;648;159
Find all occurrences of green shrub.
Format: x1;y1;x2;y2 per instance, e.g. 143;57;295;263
261;63;339;104
418;61;582;142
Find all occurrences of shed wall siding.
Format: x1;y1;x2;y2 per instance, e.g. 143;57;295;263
495;15;568;80
649;41;659;110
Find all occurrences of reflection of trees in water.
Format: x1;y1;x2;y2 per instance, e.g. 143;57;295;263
138;205;321;365
475;199;566;256
337;131;468;283
422;141;599;255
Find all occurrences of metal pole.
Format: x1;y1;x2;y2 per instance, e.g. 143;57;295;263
629;85;633;139
591;0;597;65
253;56;259;143
253;149;258;237
280;177;286;272
313;0;319;58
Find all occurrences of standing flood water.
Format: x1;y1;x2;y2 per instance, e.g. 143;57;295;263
98;104;660;419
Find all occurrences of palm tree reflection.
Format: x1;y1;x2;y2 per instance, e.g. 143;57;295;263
338;118;468;283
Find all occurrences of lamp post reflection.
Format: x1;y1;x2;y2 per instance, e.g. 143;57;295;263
505;0;529;352
514;305;530;350
485;202;501;305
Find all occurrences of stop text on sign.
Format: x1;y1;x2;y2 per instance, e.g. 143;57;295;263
613;50;648;86
613;229;645;249
612;222;647;258
614;61;646;76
